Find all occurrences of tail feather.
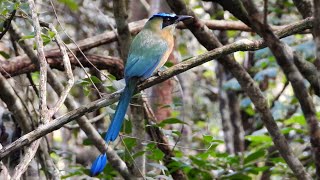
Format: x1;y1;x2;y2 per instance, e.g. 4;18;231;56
104;78;138;142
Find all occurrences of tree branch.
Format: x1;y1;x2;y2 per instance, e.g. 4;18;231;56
0;53;124;79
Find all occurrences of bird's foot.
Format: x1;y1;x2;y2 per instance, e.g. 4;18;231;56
153;67;167;77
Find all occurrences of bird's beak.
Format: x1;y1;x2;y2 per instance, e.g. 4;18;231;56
176;15;193;23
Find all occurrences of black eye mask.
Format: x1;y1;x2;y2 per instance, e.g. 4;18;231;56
162;17;178;29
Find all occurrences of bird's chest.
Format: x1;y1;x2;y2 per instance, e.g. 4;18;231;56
155;34;174;70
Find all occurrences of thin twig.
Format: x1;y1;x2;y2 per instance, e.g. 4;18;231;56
12;140;41;180
271;81;289;107
63;112;108;129
47;24;74;116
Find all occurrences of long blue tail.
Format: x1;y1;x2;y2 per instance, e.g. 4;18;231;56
104;78;138;142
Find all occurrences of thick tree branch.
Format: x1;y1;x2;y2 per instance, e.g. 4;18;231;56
293;0;313;18
0;17;312;161
0;53;124;79
113;0;132;62
294;53;320;97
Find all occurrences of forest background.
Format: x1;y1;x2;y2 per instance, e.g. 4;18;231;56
0;0;319;179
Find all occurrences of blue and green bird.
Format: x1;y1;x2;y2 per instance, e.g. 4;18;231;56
90;13;192;176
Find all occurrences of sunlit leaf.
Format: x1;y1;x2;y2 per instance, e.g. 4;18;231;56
284;115;306;126
147;148;164;161
0;51;10;59
244;149;266;165
245;135;272;143
157;118;187;128
58;0;79;11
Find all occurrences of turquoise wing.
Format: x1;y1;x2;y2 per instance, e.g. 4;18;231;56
125;30;168;81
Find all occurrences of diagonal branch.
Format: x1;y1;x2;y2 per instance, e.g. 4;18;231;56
47;24;74;116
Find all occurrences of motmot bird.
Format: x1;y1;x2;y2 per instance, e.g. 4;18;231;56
105;13;192;143
90;13;192;176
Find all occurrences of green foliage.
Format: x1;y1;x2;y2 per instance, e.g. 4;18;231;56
0;51;10;59
75;75;102;96
57;0;79;11
18;0;317;179
157;118;187;128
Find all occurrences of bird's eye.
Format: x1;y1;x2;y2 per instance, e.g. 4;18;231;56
162;17;174;29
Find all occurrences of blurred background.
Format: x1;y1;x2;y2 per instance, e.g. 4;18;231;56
0;0;318;179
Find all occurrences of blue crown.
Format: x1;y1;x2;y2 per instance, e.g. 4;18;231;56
150;12;177;19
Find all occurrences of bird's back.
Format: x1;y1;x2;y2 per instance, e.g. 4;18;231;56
124;26;173;81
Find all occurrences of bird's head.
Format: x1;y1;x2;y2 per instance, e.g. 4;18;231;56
145;13;193;32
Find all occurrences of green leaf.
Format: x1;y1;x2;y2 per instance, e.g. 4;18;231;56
281;127;305;135
243;166;269;174
82;138;93;146
147;148;165;161
202;135;224;144
285;115;306;126
203;135;213;143
132;151;146;159
107;74;116;81
19;33;35;41
48;29;56;38
58;0;79;11
0;51;10;59
157;118;187;128
41;34;51;46
244;149;266;165
164;61;174;67
123;137;136;151
270;157;285;163
245;135;272;143
82;75;102;84
171;130;182;136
